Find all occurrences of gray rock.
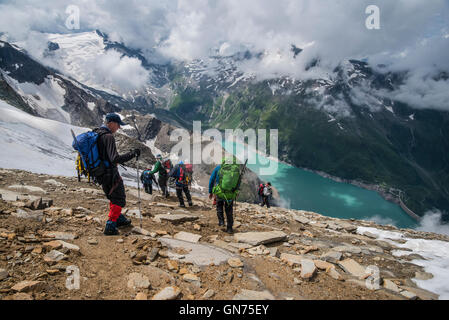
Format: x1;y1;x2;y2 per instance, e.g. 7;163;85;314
127;273;151;290
400;290;418;300
154;214;199;224
44;179;66;187
148;248;159;262
58;241;80;252
383;279;401;293
332;245;362;254
8;185;46;194
42;231;76;240
11;209;43;221
414;271;434;280
174;231;202;243
132;227;152;236
300;259;316;279
337;259;366;278
159;238;233;267
400;286;439;300
233;289;275;300
268;247;281;258
202;289;215;299
294;216;310;224
320;251;342;263
44;250;67;264
234;231;287;246
151;286;181;300
0;268;8;280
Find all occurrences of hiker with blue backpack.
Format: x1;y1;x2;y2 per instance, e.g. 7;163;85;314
72;113;140;236
140;169;157;194
209;157;247;234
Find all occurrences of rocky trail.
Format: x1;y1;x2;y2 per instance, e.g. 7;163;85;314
0;168;445;300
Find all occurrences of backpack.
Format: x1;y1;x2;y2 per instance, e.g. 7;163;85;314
142;171;153;184
258;184;264;195
72;131;109;178
184;164;193;185
212;163;241;201
161;159;172;176
263;186;272;197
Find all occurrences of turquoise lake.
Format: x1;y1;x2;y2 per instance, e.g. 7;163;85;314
223;140;418;229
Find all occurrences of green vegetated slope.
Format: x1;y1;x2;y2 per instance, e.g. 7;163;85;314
167;73;449;219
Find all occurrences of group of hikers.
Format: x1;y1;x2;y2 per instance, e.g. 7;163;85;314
72;113;272;236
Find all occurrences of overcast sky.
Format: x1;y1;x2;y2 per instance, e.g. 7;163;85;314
0;0;448;110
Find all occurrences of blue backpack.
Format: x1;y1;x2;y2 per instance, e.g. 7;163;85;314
72;131;110;178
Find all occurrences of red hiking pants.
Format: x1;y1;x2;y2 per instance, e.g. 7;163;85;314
108;202;122;222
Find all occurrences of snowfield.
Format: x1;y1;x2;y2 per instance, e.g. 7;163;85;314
357;226;449;300
0;101;139;187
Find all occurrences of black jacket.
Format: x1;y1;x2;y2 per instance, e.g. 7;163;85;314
94;126;134;170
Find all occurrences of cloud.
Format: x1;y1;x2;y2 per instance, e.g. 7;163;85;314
1;0;448;109
89;50;149;91
416;210;449;236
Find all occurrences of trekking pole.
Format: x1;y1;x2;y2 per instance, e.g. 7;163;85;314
136;155;143;228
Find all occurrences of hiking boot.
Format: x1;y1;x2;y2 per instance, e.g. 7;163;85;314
116;214;132;228
104;221;119;236
225;227;234;234
188;202;193;207
179;204;186;208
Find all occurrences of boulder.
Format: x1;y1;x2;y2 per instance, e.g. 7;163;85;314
174;231;202;243
11;280;45;292
0;268;8;280
42;231;76;240
233;289;275;300
44;250;67;264
159;238;233;267
300;259;316;279
132;227;152;236
320;251;343;263
127;273;151;290
154;214;199;224
313;260;334;270
280;253;305;266
337;259;366;278
11;209;43;221
234;231;287;246
152;286;181;300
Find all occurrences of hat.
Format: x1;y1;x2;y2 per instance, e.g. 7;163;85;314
105;113;126;126
156;154;162;159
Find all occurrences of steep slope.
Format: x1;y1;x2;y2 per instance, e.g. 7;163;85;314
0;169;448;301
164;57;449;218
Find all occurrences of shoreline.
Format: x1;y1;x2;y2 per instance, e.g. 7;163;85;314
224;139;421;222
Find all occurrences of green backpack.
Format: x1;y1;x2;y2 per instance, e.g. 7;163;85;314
212;158;241;201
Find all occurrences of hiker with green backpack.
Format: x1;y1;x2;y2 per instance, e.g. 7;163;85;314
209;157;247;234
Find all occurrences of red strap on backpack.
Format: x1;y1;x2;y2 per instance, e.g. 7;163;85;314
179;166;184;182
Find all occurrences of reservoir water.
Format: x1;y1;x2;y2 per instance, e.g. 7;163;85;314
223;140;417;229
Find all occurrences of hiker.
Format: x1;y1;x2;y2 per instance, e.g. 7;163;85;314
140;169;157;194
261;182;273;208
149;154;170;198
257;183;264;205
93;113;140;235
209;157;245;234
170;161;193;208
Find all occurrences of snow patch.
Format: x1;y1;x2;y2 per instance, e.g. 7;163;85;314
87;102;96;111
357;226;449;299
